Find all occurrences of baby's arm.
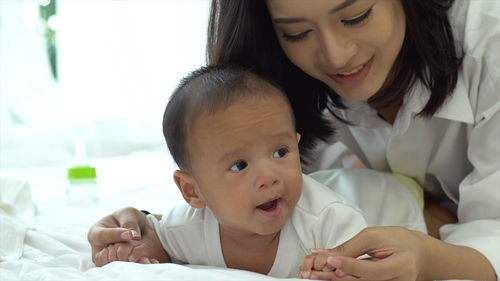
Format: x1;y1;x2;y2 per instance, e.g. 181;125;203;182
129;219;171;263
93;219;170;266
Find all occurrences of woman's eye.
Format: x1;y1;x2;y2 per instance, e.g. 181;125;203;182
273;147;289;158
341;7;373;26
229;160;248;172
282;30;312;42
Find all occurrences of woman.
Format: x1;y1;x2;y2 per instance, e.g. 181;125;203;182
89;0;499;280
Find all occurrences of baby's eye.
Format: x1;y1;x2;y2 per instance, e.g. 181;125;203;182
229;160;248;172
273;147;289;158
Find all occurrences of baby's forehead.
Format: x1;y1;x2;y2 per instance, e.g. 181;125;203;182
186;91;294;141
196;90;292;122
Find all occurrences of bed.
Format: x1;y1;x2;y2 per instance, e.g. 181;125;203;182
0;150;426;281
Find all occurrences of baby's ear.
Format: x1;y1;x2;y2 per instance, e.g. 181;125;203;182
173;170;206;208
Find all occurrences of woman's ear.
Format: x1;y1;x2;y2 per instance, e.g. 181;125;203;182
173;170;206;208
296;132;301;143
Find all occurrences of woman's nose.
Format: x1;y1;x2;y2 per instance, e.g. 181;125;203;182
317;29;357;70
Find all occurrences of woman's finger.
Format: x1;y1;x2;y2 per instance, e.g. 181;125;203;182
113;207;145;238
327;227;382;258
89;226;136;247
309;269;358;281
327;252;414;281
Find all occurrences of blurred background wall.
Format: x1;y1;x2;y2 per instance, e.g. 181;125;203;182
0;0;209;168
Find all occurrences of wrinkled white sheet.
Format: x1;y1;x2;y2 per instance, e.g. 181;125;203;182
0;151;425;281
0;203;301;281
1;214;300;280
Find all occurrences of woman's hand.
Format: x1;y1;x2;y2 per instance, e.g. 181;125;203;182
300;226;429;281
87;207;147;264
300;226;496;281
92;211;170;266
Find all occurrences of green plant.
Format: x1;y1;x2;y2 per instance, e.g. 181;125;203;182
39;0;57;80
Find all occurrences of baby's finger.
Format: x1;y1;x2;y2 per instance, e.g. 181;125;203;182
94;248;109;267
309;270;358;281
300;254;316;278
312;253;330;271
322;256;342;272
138;257;152;264
128;243;151;262
116;243;134;261
107;244;118;262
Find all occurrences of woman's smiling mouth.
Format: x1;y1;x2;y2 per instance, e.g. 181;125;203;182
328;56;374;86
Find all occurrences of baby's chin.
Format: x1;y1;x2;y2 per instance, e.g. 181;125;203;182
252;201;293;235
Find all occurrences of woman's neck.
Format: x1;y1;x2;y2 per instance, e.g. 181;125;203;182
370;101;402;125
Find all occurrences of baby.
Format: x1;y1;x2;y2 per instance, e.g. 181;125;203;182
94;65;367;278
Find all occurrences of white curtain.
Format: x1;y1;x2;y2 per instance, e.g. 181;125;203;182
0;0;209;168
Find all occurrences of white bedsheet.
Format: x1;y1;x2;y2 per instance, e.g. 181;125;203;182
2;213;299;280
0;151;426;281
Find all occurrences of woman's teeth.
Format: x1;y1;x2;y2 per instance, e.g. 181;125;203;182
338;64;364;76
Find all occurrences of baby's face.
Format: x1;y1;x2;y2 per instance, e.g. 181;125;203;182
188;92;302;237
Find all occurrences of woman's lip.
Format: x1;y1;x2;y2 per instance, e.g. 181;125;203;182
328;57;374;86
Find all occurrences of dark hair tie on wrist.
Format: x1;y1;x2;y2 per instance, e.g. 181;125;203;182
140;210;151;215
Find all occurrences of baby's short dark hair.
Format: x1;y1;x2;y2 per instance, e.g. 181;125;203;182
163;65;293;171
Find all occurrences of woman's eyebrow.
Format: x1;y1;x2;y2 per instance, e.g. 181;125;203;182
272;0;358;24
330;0;358;14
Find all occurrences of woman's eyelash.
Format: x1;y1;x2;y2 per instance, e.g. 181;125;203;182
282;30;312;42
341;7;373;26
281;6;373;42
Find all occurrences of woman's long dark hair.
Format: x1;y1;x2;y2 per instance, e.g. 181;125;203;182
207;0;462;163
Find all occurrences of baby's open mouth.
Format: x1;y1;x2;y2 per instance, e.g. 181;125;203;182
257;198;279;211
256;198;282;218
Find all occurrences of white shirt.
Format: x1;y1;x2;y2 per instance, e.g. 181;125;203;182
313;0;500;279
147;174;367;278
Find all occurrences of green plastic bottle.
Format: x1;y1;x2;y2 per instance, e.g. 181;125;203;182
66;141;99;206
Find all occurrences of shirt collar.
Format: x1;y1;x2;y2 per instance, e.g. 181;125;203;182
405;80;474;124
338;80;475;127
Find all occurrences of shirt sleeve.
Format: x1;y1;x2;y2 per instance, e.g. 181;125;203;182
146;214;185;264
437;2;500;277
146;205;207;265
315;202;367;250
441;95;500;279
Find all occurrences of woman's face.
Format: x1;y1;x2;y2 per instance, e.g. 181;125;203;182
266;0;406;101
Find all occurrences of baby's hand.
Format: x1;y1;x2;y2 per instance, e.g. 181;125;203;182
94;240;158;267
299;249;343;279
